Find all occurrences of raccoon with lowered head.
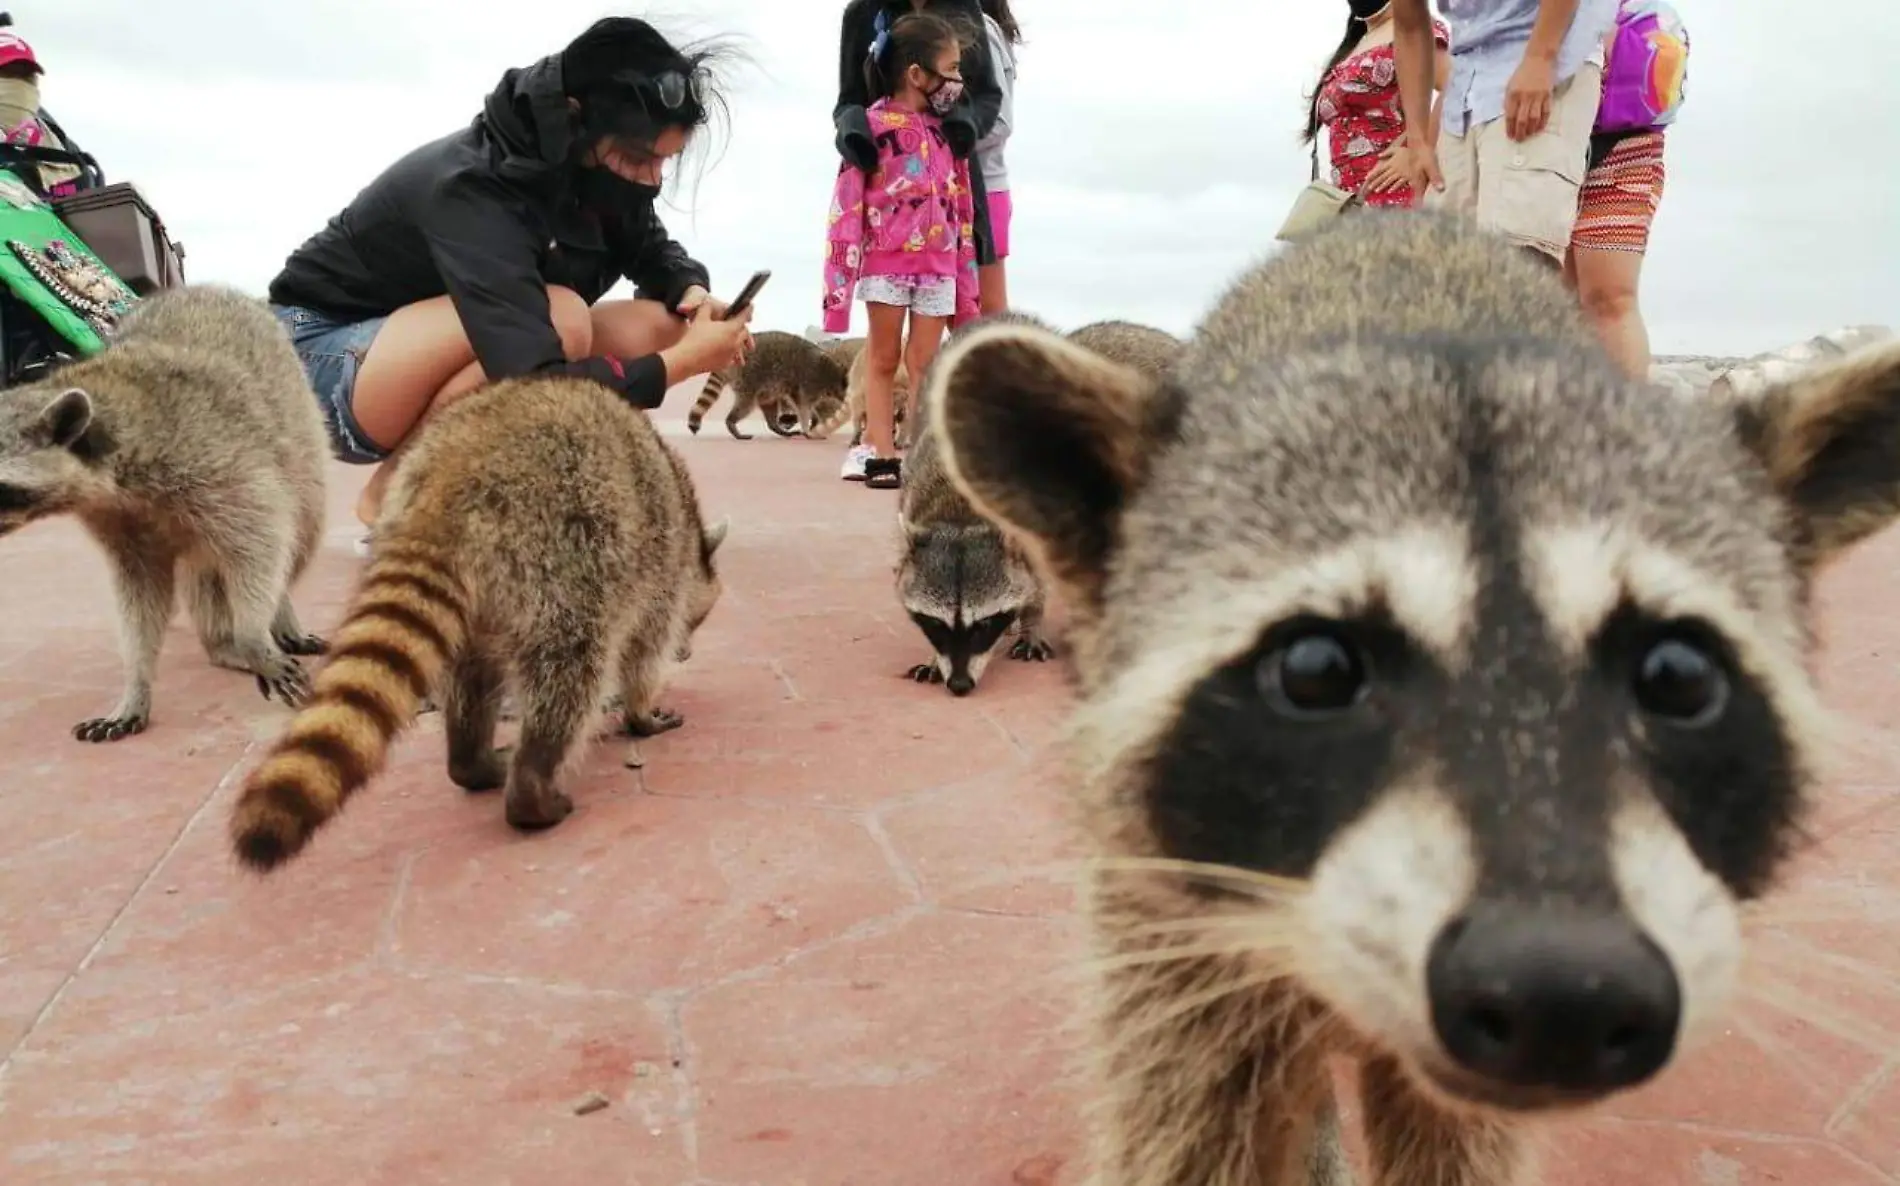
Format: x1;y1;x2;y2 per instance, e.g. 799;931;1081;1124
926;209;1900;1186
685;329;847;439
0;284;329;742
810;334;912;447
229;373;728;871
897;311;1056;696
1066;318;1185;376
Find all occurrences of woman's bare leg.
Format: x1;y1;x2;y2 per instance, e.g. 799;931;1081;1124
862;303;906;459
1573;245;1652;380
588;297;689;362
901;312;949;443
978;260;1008;316
350;286;594;526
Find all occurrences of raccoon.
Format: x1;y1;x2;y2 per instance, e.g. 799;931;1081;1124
898;312;1058;695
810;334;912;447
1066;318;1186;377
685;330;848;439
228;374;728;871
924;209;1900;1186
0;284;329;742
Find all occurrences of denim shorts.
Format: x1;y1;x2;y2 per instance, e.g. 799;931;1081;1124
270;304;392;465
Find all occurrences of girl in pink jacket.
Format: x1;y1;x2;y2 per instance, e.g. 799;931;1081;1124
821;11;979;489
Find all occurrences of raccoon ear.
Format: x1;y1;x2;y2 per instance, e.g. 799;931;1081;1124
40;387;111;460
1733;337;1900;568
925;321;1169;608
702;515;731;556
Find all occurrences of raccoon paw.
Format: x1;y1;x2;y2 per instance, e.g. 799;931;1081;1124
450;746;511;793
506;784;574;831
622;707;684;736
275;630;328;657
73;711;149;743
906;663;944;685
726;421;754;441
254;656;313;707
1009;635;1056;662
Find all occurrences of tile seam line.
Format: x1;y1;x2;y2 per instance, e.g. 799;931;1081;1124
0;739;259;1078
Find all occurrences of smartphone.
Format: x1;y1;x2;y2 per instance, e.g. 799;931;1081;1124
723;269;771;320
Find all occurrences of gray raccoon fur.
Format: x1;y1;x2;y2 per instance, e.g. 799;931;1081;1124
228;373;728;870
686;330;847;439
897;310;1056;695
925;209;1900;1186
1066;319;1186;377
0;284;329;742
812;333;913;447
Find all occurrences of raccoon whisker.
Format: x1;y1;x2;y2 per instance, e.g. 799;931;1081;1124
1106;913;1298;941
1085;935;1308;977
1738;973;1898;1052
1745;930;1898;993
1098;967;1306;1051
1083;855;1308;899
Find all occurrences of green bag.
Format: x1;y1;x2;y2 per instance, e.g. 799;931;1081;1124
0;167;138;357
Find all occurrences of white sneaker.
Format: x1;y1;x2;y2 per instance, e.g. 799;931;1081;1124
839;443;873;482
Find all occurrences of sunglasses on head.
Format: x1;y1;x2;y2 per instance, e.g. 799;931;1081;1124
644;67;699;111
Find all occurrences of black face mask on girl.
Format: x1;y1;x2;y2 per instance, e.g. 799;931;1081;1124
1348;0;1391;20
576;167;660;213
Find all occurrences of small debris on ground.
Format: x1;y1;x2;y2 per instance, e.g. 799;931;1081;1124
571;1091;611;1116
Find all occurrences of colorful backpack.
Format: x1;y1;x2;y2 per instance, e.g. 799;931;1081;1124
1594;0;1689;135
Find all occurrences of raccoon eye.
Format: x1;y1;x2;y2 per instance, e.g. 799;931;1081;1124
1634;636;1729;727
1261;629;1368;717
0;482;36;512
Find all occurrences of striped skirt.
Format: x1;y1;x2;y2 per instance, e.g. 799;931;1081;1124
1573;131;1667;254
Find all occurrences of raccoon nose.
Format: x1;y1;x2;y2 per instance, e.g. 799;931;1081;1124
1425;902;1681;1095
946;672;975;696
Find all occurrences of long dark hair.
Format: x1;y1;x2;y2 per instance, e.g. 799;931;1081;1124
1301;14;1370;144
980;0;1022;43
561;17;738;161
864;11;963;101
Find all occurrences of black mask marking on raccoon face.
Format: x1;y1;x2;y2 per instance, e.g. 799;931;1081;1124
1141;595;1797;903
909;609;1018;678
0;481;38;513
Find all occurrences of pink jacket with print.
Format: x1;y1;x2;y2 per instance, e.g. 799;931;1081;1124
820;98;979;334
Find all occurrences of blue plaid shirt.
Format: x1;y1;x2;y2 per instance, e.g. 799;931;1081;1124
1438;0;1621;138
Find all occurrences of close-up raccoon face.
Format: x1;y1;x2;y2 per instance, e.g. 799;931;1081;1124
924;217;1900;1118
897;518;1037;696
0;384;112;537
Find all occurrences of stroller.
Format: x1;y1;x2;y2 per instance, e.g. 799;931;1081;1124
0;10;184;387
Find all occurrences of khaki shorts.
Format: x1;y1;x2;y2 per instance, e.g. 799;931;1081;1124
1429;62;1603;261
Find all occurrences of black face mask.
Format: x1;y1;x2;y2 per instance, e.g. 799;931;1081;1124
575;166;660;213
1348;0;1389;19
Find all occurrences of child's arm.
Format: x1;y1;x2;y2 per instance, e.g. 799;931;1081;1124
821;162;869;335
950;160;981;328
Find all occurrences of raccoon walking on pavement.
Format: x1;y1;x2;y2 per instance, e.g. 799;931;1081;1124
1066;318;1185;376
897;310;1057;696
925;209;1900;1186
0;284;328;742
686;330;848;439
229;374;728;872
810;334;912;447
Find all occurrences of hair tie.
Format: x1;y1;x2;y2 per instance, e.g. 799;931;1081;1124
870;9;891;60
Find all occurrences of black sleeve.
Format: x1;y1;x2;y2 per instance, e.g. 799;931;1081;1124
619;208;711;311
942;0;1001;158
420;168;567;379
833;2;874;125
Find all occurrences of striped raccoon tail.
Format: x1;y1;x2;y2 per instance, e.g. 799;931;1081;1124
228;533;470;872
686;369;731;435
808;388;857;441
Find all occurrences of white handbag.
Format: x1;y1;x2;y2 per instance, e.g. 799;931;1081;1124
1275;141;1366;244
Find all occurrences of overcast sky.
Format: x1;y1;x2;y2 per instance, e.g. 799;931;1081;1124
26;1;1900;355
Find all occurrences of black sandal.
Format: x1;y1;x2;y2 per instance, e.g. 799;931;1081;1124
864;456;902;490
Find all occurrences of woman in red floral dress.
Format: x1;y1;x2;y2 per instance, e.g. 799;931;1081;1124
1302;1;1451;209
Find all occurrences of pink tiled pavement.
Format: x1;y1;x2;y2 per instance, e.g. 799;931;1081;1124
0;401;1895;1185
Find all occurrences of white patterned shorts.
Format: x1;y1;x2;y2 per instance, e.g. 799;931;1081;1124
855;273;956;318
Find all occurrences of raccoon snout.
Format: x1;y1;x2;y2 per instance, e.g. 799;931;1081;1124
1424;902;1681;1099
946;672;975;696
